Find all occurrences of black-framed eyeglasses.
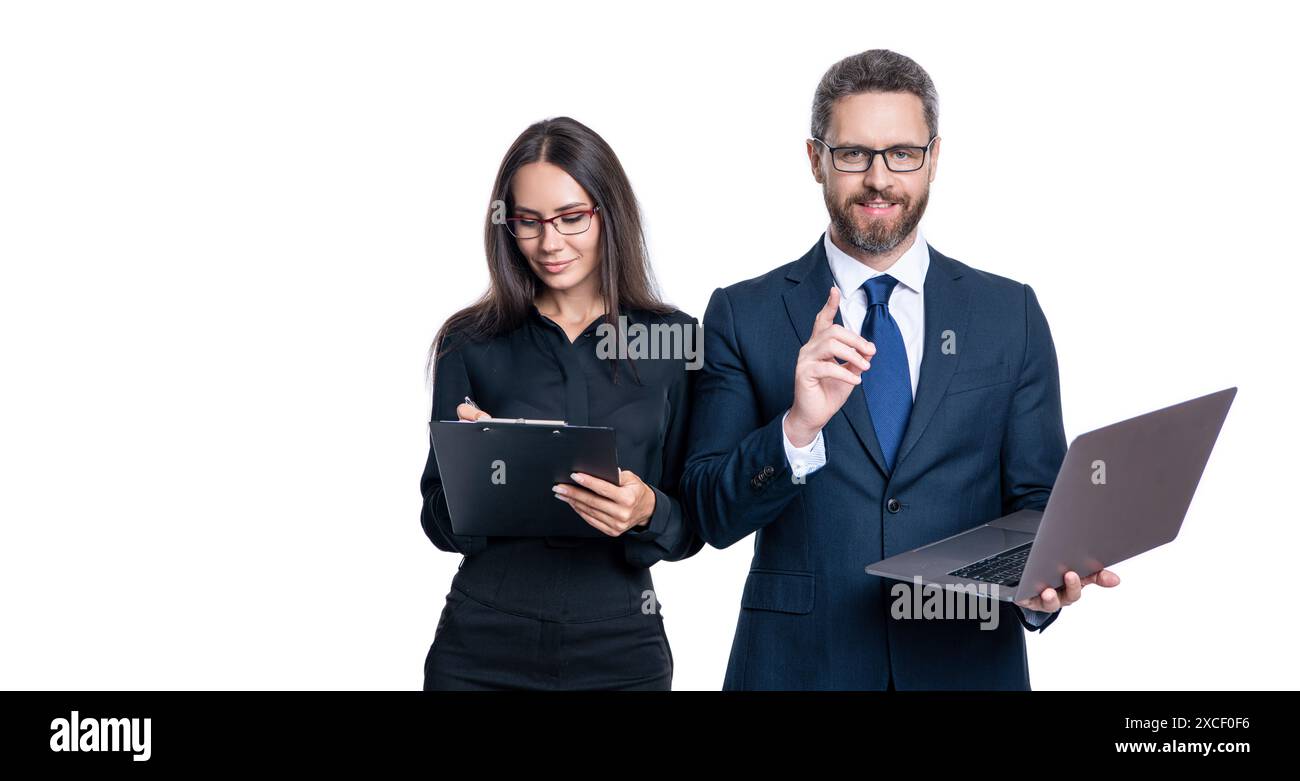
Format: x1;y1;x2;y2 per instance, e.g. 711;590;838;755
810;135;937;173
503;206;600;239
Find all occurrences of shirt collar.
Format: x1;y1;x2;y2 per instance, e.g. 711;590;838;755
823;226;930;297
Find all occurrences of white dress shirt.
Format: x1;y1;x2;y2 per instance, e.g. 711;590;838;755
780;227;1054;628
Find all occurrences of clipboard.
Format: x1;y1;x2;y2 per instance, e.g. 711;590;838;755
428;419;620;537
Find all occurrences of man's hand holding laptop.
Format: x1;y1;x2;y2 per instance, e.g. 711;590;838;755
1016;568;1121;613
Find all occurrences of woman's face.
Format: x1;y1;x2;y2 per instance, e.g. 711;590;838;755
509;161;602;296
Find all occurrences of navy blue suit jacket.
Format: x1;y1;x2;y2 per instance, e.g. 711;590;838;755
681;236;1068;690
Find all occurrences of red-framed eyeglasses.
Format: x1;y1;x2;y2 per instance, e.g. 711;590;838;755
503;206;600;239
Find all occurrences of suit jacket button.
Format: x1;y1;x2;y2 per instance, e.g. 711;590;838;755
762;465;775;476
887;498;901;513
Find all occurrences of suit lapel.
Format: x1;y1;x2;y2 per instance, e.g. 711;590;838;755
892;245;970;471
782;238;889;476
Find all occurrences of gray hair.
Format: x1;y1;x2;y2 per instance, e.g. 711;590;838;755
811;49;939;142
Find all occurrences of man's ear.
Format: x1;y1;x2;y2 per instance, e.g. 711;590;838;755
927;135;941;183
806;139;825;184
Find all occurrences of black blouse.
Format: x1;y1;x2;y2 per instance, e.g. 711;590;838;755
420;305;704;622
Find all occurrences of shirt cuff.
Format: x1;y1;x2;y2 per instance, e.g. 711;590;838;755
1017;605;1054;629
781;410;827;481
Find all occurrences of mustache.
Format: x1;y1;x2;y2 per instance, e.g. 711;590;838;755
844;192;905;205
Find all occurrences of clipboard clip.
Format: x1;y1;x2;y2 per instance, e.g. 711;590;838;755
477;417;568;427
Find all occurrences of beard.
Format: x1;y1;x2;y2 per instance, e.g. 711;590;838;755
825;183;929;255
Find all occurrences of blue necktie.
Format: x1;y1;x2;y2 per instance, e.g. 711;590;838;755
860;274;912;471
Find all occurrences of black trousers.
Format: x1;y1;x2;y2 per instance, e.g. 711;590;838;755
424;587;673;691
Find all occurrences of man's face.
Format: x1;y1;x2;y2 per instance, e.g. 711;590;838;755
807;91;940;255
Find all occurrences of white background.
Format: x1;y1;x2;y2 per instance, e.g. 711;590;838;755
2;0;1296;690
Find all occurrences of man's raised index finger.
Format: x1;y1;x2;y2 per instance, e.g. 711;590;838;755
812;286;840;335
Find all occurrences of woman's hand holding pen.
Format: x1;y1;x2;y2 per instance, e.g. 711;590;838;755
457;397;490;422
553;469;655;536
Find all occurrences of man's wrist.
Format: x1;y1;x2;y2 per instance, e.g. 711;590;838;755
783;409;820;448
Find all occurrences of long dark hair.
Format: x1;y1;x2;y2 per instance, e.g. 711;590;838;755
426;116;673;387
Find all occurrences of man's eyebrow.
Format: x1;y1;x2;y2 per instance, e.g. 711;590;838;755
513;201;589;215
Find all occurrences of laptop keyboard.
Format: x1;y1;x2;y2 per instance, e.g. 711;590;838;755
947;542;1033;586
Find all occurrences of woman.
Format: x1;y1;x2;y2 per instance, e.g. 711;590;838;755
419;116;703;690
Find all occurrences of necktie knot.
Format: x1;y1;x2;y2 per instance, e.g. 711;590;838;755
862;274;899;308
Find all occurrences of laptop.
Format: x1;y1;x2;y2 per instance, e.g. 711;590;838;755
865;387;1236;603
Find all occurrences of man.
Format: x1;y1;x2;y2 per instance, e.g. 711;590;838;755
681;49;1120;690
